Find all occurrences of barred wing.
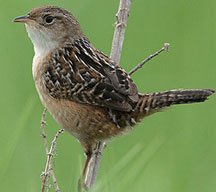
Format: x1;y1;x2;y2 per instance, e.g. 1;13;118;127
44;38;138;112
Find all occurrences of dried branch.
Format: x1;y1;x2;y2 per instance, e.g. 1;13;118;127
110;0;132;65
84;142;107;190
41;128;64;192
49;167;60;192
84;0;133;190
40;108;48;154
129;43;170;75
40;108;64;192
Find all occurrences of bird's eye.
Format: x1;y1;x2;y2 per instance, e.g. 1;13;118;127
45;15;54;24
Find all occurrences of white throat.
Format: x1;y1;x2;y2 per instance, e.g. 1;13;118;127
25;24;59;57
25;24;60;79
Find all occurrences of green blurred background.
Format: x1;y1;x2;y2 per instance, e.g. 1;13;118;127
0;0;216;191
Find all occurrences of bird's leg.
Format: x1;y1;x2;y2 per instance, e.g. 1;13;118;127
84;141;107;190
83;151;92;177
78;141;107;191
78;151;92;192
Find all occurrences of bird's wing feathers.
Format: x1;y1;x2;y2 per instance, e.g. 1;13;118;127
44;38;138;111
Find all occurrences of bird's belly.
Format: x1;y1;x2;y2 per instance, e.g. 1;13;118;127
35;79;122;140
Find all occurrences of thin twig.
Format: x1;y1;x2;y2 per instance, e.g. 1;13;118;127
40;108;48;154
40;108;64;192
110;0;132;65
40;108;50;191
129;43;170;75
85;142;107;190
41;128;64;192
49;167;60;192
84;0;133;190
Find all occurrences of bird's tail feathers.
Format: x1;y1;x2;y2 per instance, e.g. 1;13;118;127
130;89;214;124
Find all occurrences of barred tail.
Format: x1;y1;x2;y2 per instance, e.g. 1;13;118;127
132;89;214;123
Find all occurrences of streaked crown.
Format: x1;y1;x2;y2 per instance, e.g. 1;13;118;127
14;6;85;55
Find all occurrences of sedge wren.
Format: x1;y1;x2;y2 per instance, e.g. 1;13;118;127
14;6;214;177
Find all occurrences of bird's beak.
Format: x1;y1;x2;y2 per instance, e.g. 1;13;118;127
13;15;30;23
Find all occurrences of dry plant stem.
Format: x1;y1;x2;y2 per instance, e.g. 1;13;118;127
129;43;170;75
85;142;106;190
49;167;60;192
41;128;64;192
40;108;50;192
40;108;64;192
41;108;48;154
110;0;132;65
84;0;133;190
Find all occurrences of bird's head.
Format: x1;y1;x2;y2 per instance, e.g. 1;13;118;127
13;6;84;55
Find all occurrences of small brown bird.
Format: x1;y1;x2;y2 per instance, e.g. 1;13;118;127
14;6;214;178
